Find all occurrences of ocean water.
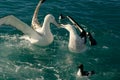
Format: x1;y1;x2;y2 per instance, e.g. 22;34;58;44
0;0;120;80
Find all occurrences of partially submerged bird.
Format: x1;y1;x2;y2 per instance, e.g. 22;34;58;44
77;64;95;77
0;0;60;46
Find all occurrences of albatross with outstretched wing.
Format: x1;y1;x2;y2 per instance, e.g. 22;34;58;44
0;0;60;46
59;14;97;53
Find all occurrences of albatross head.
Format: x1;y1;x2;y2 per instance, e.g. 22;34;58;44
60;24;77;33
44;14;60;28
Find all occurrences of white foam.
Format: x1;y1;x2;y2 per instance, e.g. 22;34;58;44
76;75;90;80
54;74;62;80
102;46;109;49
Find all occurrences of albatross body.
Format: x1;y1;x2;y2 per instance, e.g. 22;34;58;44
61;24;86;53
0;0;59;46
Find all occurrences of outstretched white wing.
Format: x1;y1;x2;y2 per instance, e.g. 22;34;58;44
0;15;40;39
31;0;43;29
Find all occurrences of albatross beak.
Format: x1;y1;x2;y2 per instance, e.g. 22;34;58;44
53;19;61;28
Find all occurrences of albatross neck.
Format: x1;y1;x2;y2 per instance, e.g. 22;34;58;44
42;18;51;32
69;26;78;37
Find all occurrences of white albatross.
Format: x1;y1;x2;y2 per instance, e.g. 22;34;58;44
0;0;60;46
59;14;97;53
61;24;86;53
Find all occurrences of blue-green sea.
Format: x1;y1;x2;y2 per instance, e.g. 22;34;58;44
0;0;120;80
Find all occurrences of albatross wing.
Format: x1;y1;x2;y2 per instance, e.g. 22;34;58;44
0;15;40;40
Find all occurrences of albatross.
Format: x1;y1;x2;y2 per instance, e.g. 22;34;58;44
60;24;86;53
0;0;60;46
59;14;97;53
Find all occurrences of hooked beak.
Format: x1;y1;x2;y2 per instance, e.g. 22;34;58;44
53;19;61;28
59;24;65;28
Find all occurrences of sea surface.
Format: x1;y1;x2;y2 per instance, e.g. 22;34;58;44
0;0;120;80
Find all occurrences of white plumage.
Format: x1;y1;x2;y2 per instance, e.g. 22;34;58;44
0;0;60;46
61;24;86;53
